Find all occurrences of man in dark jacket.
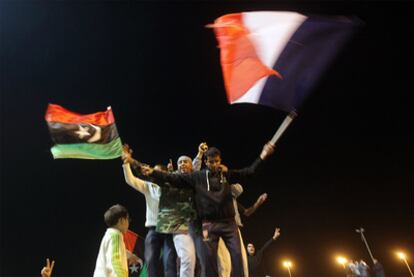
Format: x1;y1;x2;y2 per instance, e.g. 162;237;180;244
246;227;281;277
140;142;275;277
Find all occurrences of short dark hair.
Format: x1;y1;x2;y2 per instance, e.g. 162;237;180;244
104;204;129;227
205;147;221;159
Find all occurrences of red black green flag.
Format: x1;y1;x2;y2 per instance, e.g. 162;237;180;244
45;103;123;159
124;229;147;277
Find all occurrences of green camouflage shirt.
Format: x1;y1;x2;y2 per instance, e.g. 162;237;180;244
156;183;197;234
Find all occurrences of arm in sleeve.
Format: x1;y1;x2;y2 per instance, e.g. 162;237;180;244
151;170;195;189
243;203;260;217
255;237;275;262
106;232;128;277
123;163;148;193
192;154;203;171
227;158;263;183
242;194;266;217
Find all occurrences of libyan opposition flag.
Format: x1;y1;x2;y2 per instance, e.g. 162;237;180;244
45;103;123;159
124;230;147;277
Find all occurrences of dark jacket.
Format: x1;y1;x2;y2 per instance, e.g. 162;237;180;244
248;238;275;277
150;158;263;221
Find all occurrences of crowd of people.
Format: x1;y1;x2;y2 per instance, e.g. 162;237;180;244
41;141;279;277
345;259;386;277
117;141;278;277
40;141;390;277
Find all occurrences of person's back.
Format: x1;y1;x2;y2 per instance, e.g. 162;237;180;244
94;228;128;277
93;204;130;277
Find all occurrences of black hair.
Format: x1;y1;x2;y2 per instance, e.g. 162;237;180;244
104;204;129;227
205;147;221;159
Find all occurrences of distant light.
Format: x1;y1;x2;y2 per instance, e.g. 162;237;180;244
336;256;348;265
283;260;293;268
396;251;414;277
397;252;407;260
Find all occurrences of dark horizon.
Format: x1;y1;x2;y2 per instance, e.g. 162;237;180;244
1;1;413;276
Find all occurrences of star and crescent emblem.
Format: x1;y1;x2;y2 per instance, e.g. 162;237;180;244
74;124;102;142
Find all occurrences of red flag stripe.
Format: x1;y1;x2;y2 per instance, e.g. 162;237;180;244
123;229;139;252
211;13;281;103
45;104;115;125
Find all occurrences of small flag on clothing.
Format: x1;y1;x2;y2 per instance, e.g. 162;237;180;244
45;104;123;159
209;11;360;112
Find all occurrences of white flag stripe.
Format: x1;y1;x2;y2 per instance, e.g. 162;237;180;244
243;11;307;68
233;77;267;104
233;12;307;104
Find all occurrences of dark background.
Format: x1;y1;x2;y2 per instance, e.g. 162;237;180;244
1;0;413;276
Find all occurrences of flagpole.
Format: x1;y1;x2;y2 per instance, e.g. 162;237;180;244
270;111;297;146
356;227;376;264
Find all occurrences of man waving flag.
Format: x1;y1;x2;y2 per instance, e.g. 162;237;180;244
45;103;123;159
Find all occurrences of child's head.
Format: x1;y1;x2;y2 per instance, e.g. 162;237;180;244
104;204;130;233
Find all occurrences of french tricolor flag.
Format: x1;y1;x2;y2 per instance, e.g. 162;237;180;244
209;11;360;112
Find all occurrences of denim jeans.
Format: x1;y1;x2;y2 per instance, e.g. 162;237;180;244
145;227;177;277
196;220;244;277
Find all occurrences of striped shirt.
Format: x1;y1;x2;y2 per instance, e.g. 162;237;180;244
93;228;128;277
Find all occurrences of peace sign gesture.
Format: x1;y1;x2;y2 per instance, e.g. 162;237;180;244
41;258;55;277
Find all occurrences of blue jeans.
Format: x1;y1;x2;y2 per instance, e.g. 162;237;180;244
145;227;177;277
195;220;244;277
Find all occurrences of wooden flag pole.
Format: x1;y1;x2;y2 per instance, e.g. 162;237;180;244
270;111;297;146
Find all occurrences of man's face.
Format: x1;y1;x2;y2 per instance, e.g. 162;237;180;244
247;243;255;255
178;157;193;173
205;155;221;173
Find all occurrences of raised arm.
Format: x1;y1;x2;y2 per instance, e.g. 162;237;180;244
227;142;275;182
121;145;148;193
193;142;208;171
141;165;195;189
243;193;268;217
122;162;148;193
255;227;281;262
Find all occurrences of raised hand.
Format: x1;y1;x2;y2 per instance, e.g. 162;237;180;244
260;142;275;160
256;193;268;206
41;258;55;277
273;227;281;240
199;142;208;154
122;144;134;164
218;164;228;173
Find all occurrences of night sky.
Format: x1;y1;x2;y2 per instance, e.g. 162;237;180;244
1;1;413;276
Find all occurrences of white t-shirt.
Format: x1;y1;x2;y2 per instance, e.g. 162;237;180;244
122;163;161;227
